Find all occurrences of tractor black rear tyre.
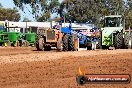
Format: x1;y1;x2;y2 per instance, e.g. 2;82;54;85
63;35;69;51
68;35;74;51
36;42;40;50
44;45;51;51
114;33;123;49
124;33;132;49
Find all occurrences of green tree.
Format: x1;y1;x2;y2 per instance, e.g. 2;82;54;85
125;0;132;29
37;12;51;22
58;0;107;26
0;5;20;21
58;0;128;28
13;0;60;21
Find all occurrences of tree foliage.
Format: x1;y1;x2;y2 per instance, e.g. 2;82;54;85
0;5;20;21
36;11;51;22
58;0;131;28
12;0;132;27
125;0;132;29
13;0;60;21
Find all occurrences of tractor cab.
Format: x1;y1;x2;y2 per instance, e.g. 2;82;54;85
101;15;124;48
104;16;122;27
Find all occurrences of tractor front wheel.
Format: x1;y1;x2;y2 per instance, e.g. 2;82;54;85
114;33;123;49
124;33;132;49
4;40;11;47
22;40;29;47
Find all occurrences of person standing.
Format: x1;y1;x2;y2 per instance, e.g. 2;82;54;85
90;27;98;50
91;36;98;50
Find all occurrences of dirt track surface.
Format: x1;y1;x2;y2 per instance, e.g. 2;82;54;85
0;47;132;88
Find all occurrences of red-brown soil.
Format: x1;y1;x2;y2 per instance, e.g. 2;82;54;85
0;47;131;88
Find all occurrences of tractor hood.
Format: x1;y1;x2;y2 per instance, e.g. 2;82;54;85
61;26;72;34
101;27;123;37
101;27;123;33
101;27;123;46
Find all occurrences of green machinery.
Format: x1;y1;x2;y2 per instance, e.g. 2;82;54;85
100;15;132;49
0;22;36;47
0;22;10;46
0;31;21;47
0;33;9;46
4;32;20;46
18;27;36;47
0;22;20;46
24;31;36;46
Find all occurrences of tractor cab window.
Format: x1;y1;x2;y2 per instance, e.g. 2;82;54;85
104;17;121;27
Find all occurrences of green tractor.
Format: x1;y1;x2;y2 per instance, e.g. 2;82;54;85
0;22;36;47
0;22;11;46
0;33;10;46
24;31;36;47
23;27;36;47
4;32;20;47
100;15;132;49
5;28;36;47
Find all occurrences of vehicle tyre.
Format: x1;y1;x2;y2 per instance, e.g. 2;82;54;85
45;45;51;51
68;35;74;51
22;40;29;47
124;33;132;49
63;34;69;51
4;40;11;47
25;40;29;47
114;32;123;49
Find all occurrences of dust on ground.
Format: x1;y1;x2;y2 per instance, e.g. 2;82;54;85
0;47;131;88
